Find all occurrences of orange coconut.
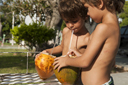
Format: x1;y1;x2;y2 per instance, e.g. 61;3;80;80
35;53;55;80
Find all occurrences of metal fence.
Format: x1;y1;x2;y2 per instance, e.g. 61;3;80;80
0;51;40;74
0;52;60;85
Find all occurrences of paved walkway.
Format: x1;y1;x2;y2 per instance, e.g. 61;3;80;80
0;73;61;85
116;53;128;69
111;50;128;85
111;72;128;85
0;45;26;49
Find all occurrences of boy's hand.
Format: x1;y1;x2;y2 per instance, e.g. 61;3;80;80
42;50;48;54
34;50;49;61
34;53;40;61
53;56;68;72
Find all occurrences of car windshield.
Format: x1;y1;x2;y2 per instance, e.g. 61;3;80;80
120;27;126;34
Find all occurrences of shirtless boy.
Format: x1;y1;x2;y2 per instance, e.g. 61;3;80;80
40;0;89;58
53;0;125;85
35;0;89;84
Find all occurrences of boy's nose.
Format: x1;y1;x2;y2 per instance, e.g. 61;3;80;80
68;23;73;29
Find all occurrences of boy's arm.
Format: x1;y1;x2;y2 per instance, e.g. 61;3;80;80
45;44;63;55
54;24;109;71
44;33;64;55
35;41;63;60
66;24;109;67
44;27;68;55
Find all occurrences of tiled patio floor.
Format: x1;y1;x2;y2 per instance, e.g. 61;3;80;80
0;73;61;85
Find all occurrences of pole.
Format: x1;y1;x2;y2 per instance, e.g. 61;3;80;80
26;52;28;74
12;11;14;45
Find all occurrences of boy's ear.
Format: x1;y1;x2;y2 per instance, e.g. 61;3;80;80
99;0;104;9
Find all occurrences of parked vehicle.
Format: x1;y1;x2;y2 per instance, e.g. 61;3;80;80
120;25;128;47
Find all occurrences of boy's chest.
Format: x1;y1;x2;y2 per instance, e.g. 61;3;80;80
63;35;87;53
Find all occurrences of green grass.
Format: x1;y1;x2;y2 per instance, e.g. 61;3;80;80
0;49;54;85
0;49;28;52
0;49;36;73
2;42;18;46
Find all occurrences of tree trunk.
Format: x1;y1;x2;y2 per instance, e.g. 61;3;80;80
45;0;62;29
45;0;62;45
44;7;52;27
0;21;2;37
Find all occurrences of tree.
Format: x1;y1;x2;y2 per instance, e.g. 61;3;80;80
1;0;62;45
45;0;62;29
1;0;62;29
0;0;12;38
11;22;56;51
0;0;20;38
119;1;128;27
12;0;62;29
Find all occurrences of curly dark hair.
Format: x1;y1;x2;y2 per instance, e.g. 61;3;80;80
81;0;125;13
58;0;88;21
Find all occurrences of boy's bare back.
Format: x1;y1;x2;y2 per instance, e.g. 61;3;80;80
81;15;120;85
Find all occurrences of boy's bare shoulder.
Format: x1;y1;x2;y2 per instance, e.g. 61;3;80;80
95;23;118;36
62;27;70;35
95;23;108;31
93;23;113;38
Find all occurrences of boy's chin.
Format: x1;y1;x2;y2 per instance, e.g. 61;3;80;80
73;30;79;34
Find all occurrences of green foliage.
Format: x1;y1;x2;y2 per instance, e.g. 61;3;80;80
120;18;128;27
1;1;21;38
61;21;66;30
119;1;128;27
10;22;56;51
0;0;54;40
12;0;49;23
2;23;12;39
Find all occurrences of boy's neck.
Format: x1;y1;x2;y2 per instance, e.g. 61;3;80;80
74;27;88;36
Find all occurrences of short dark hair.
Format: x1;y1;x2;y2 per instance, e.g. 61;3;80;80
58;0;88;21
81;0;125;13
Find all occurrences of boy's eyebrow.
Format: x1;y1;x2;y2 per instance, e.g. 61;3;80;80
80;0;85;3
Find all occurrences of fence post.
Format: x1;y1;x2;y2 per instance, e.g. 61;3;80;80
26;52;28;74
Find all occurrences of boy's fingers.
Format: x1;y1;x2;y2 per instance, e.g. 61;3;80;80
35;54;39;57
53;61;58;66
54;63;59;70
54;57;59;61
34;54;39;61
58;66;61;72
53;62;62;72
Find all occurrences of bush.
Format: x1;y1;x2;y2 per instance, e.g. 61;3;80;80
61;21;66;30
10;23;56;51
